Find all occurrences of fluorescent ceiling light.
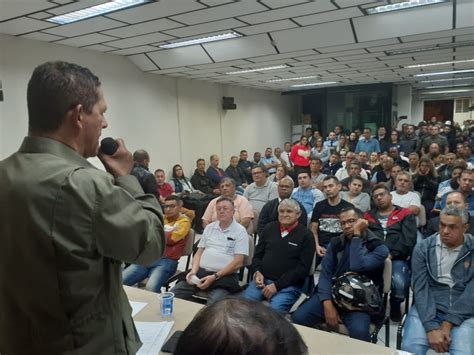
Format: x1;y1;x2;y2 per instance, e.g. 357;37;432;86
160;32;241;49
366;0;448;15
419;76;474;83
47;0;152;24
291;81;337;88
386;41;474;56
405;59;474;68
266;75;320;83
424;89;472;94
414;69;474;77
225;65;289;75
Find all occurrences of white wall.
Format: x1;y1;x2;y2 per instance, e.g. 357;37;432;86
0;34;297;177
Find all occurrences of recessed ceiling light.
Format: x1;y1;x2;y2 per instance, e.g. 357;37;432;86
424;89;472;94
225;65;289;75
266;76;320;83
47;0;153;25
386;41;474;56
405;59;474;68
414;69;474;77
366;0;448;15
160;32;241;49
419;76;474;83
290;81;337;88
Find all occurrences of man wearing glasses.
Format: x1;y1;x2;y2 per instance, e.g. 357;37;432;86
122;196;191;293
244;165;278;216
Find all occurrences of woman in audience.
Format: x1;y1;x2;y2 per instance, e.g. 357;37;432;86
407;152;419;175
347;132;358;152
310;137;330;163
290;135;311;176
368;152;380;171
340;176;371;212
268;165;288;184
169;164;198;195
387;130;401;152
174;298;308;355
336;134;349;154
412;156;439;217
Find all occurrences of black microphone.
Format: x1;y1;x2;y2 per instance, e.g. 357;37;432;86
100;137;118;155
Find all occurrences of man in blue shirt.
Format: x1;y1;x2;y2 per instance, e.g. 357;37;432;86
323;131;338;152
355;128;381;155
260;147;280;174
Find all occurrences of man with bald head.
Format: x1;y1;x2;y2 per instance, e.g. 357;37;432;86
132;149;158;199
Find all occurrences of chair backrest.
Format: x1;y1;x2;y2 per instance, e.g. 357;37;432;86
418;204;426;227
382;257;392;294
243;234;255;266
182;229;195;256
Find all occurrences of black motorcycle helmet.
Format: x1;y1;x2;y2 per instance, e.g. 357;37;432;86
331;272;383;315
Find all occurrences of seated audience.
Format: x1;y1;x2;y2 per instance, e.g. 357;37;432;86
260;147;280;175
399;124;420;156
170;164;198;196
123;196;191;293
407;152;419;175
390;172;421;222
339;160;371;193
244;199;315;314
388;146;409;170
311;176;353;264
257;176;307;236
413;157;439;216
237;150;254;184
311;137;330;163
438;152;457;181
206;154;225;188
347;132;358;152
190;158;220;197
268;164;288;184
309;158;327;189
174;298;308;355
340;176;371;212
131;149;158;198
421;125;449;155
253;151;262;165
437;169;474;216
368;152;381;171
280;142;294;171
154;168;173;204
388;130;402;152
202;178;253;230
292;207;389;342
436;163;466;199
402;206;473;355
335;152;368;180
425;191;474;238
171;197;249;305
371;156;394;184
323;152;343;176
291;171;325;219
365;184;417;322
336;134;349;154
324;131;338;152
243;165;278;217
225;155;248;191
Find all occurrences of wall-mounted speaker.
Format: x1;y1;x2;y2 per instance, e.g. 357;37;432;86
222;96;236;110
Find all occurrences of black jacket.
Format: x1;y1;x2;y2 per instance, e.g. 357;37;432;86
257;198;308;235
190;170;214;194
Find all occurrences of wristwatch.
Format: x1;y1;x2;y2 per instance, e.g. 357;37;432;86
214;273;220;280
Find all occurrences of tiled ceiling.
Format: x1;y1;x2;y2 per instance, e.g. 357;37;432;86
1;0;473;92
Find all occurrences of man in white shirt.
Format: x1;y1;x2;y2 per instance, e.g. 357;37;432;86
171;197;249;305
390;172;421;218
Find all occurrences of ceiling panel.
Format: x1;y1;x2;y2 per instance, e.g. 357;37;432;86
55;33;116;47
104;32;174;49
236;19;298;36
21;31;64;42
170;1;268;26
47;0;107;15
100;18;183;38
353;2;453;42
28;12;54;20
203;34;276;62
128;54;158;71
190;59;253;70
108;45;159;55
334;0;378;7
82;44;117;52
238;1;336;25
247;50;316;63
0;0;53;21
259;0;308;9
147;45;213;69
293;7;363;26
272;20;355;53
317;38;399;53
107;1;205;24
0;17;55;35
162;18;245;37
43;16;124;37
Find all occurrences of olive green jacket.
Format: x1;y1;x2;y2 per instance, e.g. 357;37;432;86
0;137;165;354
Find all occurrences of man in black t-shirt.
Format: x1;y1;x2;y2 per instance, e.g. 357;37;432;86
311;176;353;263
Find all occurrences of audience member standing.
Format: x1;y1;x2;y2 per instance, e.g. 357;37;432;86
290;135;311;176
131;149;158;198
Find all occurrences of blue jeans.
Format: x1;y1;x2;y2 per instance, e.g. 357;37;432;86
402;306;474;355
391;260;411;302
122;258;178;293
291;292;371;341
243;280;301;314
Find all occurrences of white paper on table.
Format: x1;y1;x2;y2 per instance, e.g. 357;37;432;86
130;301;148;317
135;321;174;355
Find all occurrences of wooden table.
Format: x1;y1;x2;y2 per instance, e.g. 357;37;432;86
125;286;399;355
